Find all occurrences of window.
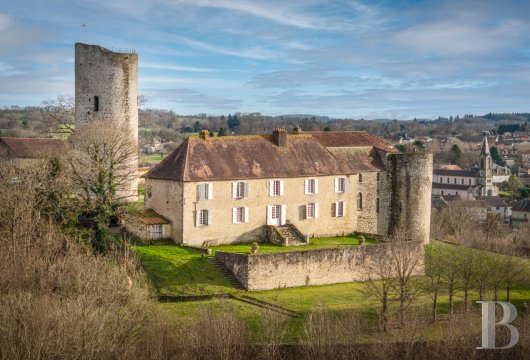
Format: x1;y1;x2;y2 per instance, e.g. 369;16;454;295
469;179;472;185
305;178;318;194
232;182;248;199
94;96;99;112
376;198;380;213
357;192;363;210
271;205;281;219
306;203;319;219
441;190;444;195
359;174;363;182
199;209;209;226
461;178;464;184
376;172;380;182
335;177;347;193
198;183;212;201
454;178;457;184
335;201;345;217
232;207;248;224
447;177;450;183
151;224;163;240
270;180;283;196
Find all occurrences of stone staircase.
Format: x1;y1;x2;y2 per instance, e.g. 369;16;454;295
275;224;307;246
208;257;245;290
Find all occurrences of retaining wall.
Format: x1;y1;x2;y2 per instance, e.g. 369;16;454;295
215;241;425;291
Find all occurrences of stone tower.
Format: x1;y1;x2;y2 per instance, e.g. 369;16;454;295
386;152;433;244
477;137;496;197
74;43;138;201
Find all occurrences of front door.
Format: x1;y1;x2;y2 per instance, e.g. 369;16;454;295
267;205;282;226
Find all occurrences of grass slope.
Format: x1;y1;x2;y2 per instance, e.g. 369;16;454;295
134;245;235;295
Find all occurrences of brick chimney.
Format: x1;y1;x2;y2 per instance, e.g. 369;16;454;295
199;129;209;140
272;128;287;147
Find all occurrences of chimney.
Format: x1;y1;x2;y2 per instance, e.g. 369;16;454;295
273;128;287;147
199;129;209;140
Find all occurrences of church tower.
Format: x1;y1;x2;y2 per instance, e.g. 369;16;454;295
477;137;496;197
74;43;138;201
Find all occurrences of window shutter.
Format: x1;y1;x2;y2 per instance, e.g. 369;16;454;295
280;180;284;196
269;181;274;196
304;179;309;194
197;184;204;201
232;182;237;199
195;210;199;227
334;178;339;193
344;178;350;193
207;183;213;200
232;208;237;224
244;207;249;223
332;202;337;217
304;205;308;219
314;179;319;194
244;182;249;198
280;204;287;225
342;201;346;216
315;203;319;219
266;206;273;225
207;210;212;225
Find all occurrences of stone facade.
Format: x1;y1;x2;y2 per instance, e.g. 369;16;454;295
75;43;138;201
144;131;433;246
216;241;425;291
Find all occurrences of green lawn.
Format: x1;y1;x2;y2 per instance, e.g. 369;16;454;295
210;234;376;254
144;154;167;164
133;245;236;295
135;241;530;342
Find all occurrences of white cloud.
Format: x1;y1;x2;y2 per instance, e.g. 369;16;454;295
142;62;217;73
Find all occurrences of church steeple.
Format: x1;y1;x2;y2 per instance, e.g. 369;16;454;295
480;136;490;157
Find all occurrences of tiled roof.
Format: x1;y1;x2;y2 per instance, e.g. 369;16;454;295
0;137;64;158
145;131;391;182
129;209;169;225
433;168;477;177
432;183;470;190
512;200;530;212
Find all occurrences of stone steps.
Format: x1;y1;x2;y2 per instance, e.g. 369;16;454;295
208;257;245;290
276;224;306;246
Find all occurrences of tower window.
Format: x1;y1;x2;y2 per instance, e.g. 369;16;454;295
357;192;363;210
94;96;99;112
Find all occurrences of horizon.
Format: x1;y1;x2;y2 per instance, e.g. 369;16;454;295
1;0;530;119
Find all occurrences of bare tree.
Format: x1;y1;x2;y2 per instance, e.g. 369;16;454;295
68;119;137;251
42;95;75;135
424;243;445;322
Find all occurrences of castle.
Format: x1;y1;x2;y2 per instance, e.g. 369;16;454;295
142;129;433;246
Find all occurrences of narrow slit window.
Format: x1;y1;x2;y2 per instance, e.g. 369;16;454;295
94;96;99;112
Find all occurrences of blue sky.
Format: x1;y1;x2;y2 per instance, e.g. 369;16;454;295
1;0;529;119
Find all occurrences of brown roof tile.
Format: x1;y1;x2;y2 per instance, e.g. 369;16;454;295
145;131;391;182
0;137;64;158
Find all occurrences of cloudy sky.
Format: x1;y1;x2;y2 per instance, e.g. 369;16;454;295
1;0;529;118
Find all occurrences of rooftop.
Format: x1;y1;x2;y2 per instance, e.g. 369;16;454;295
144;131;394;182
0;137;64;158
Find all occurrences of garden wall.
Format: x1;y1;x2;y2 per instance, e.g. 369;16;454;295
215;241;425;291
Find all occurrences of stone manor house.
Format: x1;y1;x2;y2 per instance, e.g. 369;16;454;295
142;129;433;246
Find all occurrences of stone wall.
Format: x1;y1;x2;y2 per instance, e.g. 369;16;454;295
216;241;425;291
144;178;183;243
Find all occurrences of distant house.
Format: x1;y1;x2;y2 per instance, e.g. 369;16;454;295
0;137;63;160
432;137;510;198
511;200;530;226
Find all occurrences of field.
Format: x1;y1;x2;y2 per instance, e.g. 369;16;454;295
134;240;530;341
